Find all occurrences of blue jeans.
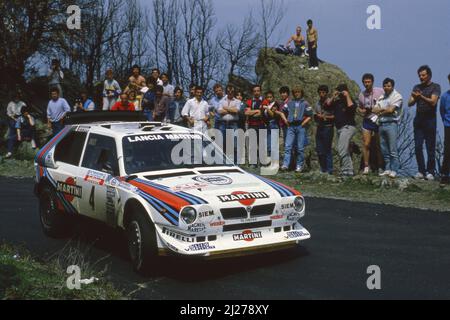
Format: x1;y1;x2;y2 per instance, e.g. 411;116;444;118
143;109;153;122
414;116;436;175
267;122;280;157
316;126;334;174
7;118;17;153
283;125;306;168
51;121;65;137
379;122;400;173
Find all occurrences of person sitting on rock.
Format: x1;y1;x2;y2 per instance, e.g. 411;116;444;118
286;26;306;57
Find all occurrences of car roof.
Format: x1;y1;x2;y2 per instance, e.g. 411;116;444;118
72;122;195;139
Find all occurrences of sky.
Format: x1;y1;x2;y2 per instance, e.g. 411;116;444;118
211;0;450;131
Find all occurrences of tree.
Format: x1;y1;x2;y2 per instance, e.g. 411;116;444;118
257;0;285;58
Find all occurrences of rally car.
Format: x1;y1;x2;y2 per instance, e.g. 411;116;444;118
34;112;310;273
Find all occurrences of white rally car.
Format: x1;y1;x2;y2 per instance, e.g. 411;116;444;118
34;113;310;273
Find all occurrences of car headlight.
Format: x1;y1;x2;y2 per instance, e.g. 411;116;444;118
180;207;197;225
294;196;305;212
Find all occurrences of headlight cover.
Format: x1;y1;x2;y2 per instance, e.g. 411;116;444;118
294;196;305;212
180;207;197;225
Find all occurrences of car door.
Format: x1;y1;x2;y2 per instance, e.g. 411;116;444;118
78;133;120;225
52;130;88;215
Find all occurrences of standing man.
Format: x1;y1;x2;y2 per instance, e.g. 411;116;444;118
5;92;26;158
332;84;357;177
306;20;319;71
74;90;96;112
161;73;175;100
245;85;265;167
47;87;71;137
314;85;335;175
125;65;147;94
150;68;163;87
102;69;121;111
168;87;187;126
209;83;226;129
218;85;240;158
281;86;313;172
373;78;403;179
408;65;441;180
439;73;450;186
286;26;306;57
182;86;210;135
358;73;385;175
278;86;291;141
153;85;170;122
48;59;64;97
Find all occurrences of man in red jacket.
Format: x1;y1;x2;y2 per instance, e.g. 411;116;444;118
111;93;136;111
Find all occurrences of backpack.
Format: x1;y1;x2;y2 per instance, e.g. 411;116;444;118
275;45;291;55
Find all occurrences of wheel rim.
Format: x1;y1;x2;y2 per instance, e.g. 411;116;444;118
128;221;143;268
40;192;56;228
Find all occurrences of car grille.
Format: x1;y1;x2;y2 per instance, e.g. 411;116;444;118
220;203;276;220
223;220;272;232
220;207;247;220
250;203;275;217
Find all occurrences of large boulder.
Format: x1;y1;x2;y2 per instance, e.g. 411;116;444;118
255;48;360;105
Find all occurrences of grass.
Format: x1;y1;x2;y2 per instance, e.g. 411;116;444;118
0;243;125;300
272;171;450;212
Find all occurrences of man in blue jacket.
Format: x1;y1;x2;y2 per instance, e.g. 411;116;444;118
440;73;450;186
281;86;313;172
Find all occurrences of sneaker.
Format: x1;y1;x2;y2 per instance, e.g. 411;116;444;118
281;166;289;172
363;167;370;175
314;67;319;70
295;166;303;173
308;67;314;71
5;152;12;159
414;173;425;180
379;170;391;177
426;173;435;181
389;171;397;179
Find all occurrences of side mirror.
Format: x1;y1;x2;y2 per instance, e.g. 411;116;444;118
42;147;59;169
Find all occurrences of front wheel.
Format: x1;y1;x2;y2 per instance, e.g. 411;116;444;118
126;210;159;274
39;185;70;238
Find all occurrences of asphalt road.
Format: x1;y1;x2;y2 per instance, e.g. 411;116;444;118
1;177;450;299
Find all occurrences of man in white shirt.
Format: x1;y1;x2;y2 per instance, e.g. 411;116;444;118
5;92;27;158
182;86;210;134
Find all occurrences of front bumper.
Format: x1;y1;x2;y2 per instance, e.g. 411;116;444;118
155;222;310;258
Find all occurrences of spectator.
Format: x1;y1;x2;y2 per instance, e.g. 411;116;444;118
150;68;163;87
16;106;37;149
306;20;319;70
168;87;187;126
209;83;226;129
332;84;357;177
314;85;335;175
48;59;64;97
74;91;95;112
189;84;197;99
218;85;240;157
281;86;313;172
286;26;306;57
278;86;291;141
408;65;441;180
125;65;147;94
111;93;135;111
5;91;26;158
245;85;265;167
161;73;175;99
358;73;385;175
262;91;286;157
235;90;247;131
182;86;210;134
373;78;403;179
439;73;450;186
128;90;141;111
47;87;71;136
102;69;121;111
141;84;156;121
153;85;170;122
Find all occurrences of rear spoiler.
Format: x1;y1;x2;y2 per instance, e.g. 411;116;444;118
64;111;148;125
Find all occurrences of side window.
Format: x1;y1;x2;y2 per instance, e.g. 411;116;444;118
82;134;119;176
54;131;87;166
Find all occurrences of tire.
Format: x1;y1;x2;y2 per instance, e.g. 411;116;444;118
126;208;159;274
39;185;70;238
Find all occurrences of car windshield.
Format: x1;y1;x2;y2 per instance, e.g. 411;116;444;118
122;133;234;174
